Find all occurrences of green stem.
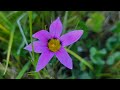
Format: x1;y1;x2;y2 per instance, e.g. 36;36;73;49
63;11;68;34
3;28;15;75
28;11;35;61
17;13;41;78
68;20;80;49
65;48;94;71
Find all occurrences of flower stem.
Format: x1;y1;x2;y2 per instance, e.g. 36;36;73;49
65;48;94;71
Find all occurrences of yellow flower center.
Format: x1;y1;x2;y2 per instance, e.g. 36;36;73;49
48;39;61;52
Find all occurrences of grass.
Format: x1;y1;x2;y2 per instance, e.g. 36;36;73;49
3;27;15;75
28;11;35;61
65;48;94;71
16;61;31;79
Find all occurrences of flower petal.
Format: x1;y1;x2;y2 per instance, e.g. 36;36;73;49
32;30;51;43
60;30;83;47
49;17;63;38
55;47;73;69
24;41;46;53
36;50;54;72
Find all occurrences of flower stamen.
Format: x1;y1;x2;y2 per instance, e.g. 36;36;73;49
48;39;61;52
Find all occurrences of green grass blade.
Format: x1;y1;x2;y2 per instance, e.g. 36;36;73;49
17;13;28;45
16;61;31;79
65;48;94;71
17;13;33;61
68;20;80;49
28;11;35;61
0;24;10;34
3;28;15;75
0;36;8;43
17;13;41;79
63;11;68;34
0;12;12;29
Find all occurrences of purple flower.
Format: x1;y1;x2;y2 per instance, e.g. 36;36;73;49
24;17;83;72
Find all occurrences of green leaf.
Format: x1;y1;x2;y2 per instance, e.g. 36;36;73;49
90;47;97;56
0;12;13;30
77;21;89;38
111;21;120;33
16;61;31;79
0;24;10;34
106;35;120;51
3;27;15;75
63;11;68;34
79;72;91;79
99;49;107;55
65;48;94;71
107;52;120;65
86;12;105;32
79;62;87;71
90;47;106;65
28;11;35;61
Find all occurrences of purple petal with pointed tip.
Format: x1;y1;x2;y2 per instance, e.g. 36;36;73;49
36;50;54;72
49;17;63;38
33;30;51;43
60;30;83;47
24;41;46;53
55;47;73;69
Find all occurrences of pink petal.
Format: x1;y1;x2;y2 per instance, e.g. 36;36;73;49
24;41;46;53
60;30;83;47
55;47;73;69
49;17;63;38
36;50;54;72
32;30;51;43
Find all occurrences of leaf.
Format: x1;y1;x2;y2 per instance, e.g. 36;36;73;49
90;47;97;56
3;27;15;75
0;24;10;34
28;11;35;61
107;52;120;65
0;36;8;43
111;21;120;33
16;61;31;79
79;72;91;79
90;47;106;65
63;11;68;34
77;21;89;39
106;35;120;51
66;48;94;71
86;12;105;32
0;12;12;30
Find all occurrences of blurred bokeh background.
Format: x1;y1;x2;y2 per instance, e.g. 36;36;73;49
0;11;120;79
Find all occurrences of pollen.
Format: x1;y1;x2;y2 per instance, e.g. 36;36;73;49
48;39;61;52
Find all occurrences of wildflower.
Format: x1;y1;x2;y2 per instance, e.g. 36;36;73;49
24;17;83;72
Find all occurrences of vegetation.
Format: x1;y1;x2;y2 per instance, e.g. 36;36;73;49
0;11;120;79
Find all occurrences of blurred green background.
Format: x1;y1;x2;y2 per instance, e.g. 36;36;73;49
0;11;120;79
